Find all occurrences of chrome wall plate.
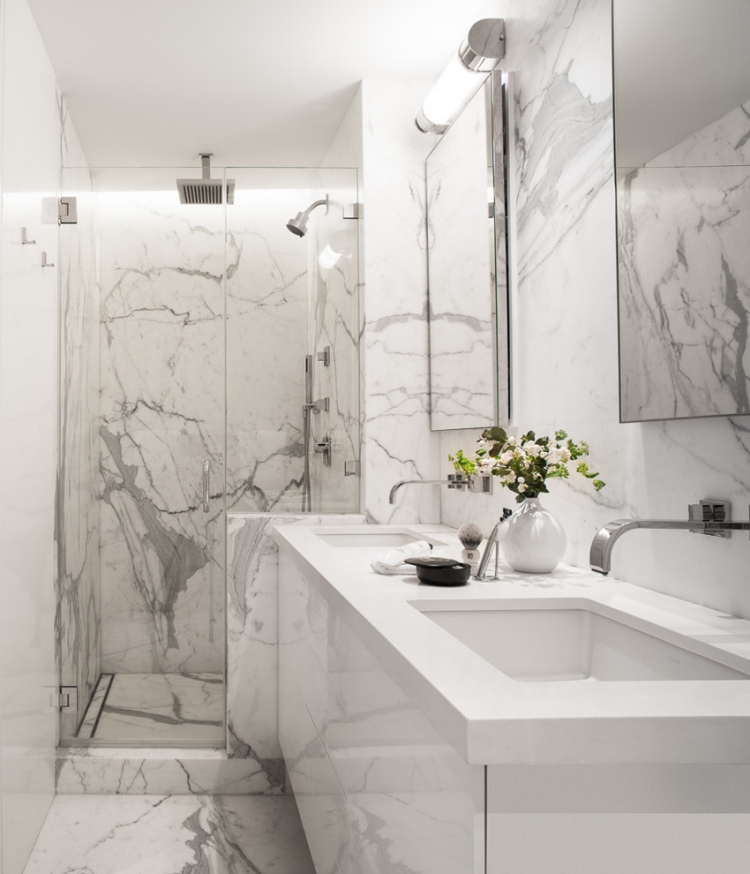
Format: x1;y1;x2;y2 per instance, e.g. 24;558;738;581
690;498;731;538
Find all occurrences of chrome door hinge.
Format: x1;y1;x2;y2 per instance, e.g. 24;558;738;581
52;686;78;711
58;197;78;224
344;460;360;477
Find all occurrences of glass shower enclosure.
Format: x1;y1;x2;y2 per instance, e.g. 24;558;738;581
57;165;360;746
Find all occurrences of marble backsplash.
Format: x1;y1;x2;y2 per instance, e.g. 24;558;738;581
441;0;750;622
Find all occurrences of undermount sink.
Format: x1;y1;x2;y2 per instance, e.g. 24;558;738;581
418;604;749;682
315;528;444;549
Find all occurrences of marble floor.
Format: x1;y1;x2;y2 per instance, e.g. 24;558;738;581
23;795;314;874
79;673;224;744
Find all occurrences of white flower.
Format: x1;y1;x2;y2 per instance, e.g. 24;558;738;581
518;483;528;493
503;471;517;484
523;441;541;457
517;477;525;483
499;450;514;464
477;457;495;474
507;436;517;445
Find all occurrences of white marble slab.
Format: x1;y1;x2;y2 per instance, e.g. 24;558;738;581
56;748;283;795
23;795;314;874
93;673;224;744
226;513;364;770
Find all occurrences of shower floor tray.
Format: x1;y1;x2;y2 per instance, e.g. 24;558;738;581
77;672;224;745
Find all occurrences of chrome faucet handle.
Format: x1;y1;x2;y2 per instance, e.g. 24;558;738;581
688;499;731;538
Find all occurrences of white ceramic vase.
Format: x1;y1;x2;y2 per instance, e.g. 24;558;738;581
501;497;566;573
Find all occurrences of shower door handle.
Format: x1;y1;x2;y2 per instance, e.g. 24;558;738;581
202;460;210;513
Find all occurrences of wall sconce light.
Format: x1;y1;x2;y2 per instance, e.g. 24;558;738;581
416;19;506;135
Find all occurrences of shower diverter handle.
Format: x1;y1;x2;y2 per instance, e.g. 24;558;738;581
202;460;210;513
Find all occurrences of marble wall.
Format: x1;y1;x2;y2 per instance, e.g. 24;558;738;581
96;182;226;675
0;0;71;868
358;79;444;524
307;178;361;514
226;514;363;769
226;177;309;515
94;171;362;680
440;0;750;621
619;100;750;421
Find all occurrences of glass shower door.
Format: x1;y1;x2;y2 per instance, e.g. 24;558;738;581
58;167;226;746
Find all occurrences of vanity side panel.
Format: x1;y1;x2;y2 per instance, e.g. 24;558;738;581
278;551;484;874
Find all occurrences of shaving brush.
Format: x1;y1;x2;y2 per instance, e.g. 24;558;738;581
457;522;484;575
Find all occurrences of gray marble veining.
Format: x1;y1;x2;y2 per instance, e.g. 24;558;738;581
619;100;750;421
23;795;314;874
96;188;226;676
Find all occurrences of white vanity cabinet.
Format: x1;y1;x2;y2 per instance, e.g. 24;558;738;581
279;552;484;874
277;525;750;874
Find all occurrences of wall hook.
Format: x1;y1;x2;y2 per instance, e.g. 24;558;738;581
21;227;36;245
41;251;54;268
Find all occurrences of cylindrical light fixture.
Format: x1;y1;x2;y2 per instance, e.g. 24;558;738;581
416;19;506;134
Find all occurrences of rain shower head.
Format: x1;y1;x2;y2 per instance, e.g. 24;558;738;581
286;195;328;237
177;154;235;205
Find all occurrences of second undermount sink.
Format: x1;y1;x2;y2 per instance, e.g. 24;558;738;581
417;604;750;682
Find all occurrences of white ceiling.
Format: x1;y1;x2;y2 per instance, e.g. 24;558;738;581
614;0;750;167
27;0;491;167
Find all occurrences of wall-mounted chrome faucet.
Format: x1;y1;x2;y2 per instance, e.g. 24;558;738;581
590;498;750;575
388;473;492;505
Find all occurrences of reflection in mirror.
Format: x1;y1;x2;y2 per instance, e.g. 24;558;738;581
614;0;750;422
425;73;510;431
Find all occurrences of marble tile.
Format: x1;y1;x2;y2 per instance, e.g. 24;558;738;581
308;176;361;514
56;748;282;796
96;184;226;676
93;673;223;744
23;795;315;874
359;79;444;525
225;180;309;515
227;514;363;774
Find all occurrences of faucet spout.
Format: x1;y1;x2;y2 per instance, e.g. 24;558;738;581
388;475;471;504
590;519;698;575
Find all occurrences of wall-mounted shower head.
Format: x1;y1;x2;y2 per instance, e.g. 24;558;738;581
286;195;329;237
177;154;235;205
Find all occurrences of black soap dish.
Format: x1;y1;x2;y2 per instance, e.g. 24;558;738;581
404;556;471;587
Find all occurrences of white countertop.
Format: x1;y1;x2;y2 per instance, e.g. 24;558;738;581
273;523;750;766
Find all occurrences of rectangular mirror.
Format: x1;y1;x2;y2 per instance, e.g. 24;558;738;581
425;73;510;431
614;0;750;422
